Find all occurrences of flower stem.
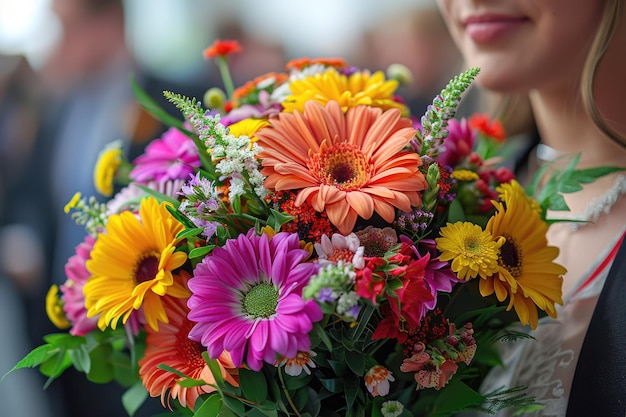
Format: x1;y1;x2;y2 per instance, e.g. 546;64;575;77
277;367;303;417
217;56;235;98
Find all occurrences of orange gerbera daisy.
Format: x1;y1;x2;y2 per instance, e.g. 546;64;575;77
256;100;427;234
139;296;239;411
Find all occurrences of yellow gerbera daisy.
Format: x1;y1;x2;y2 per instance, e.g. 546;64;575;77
93;140;124;197
496;180;543;216
436;222;504;280
84;197;189;331
482;182;566;329
227;118;270;144
282;68;407;114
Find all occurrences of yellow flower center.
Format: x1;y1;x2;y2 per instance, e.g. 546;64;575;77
309;142;372;191
498;235;523;278
133;251;160;284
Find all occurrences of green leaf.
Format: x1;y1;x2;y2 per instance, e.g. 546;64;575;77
283;372;313;390
43;333;87;349
204;354;225;386
326;360;348;376
431;379;485;416
343;375;360;412
447;198;466;223
68;344;91;374
351;304;375;342
176;227;205;240
2;344;57;379
221;395;246;417
122;381;149;417
314;323;334;352
319;377;344;393
345;350;365;376
165;204;197;229
86;343;115;383
135;184;180;207
189;245;215;259
239;368;268;404
157;364;208;387
40;348;71;380
130;74;187;131
193;394;222;417
266;209;295;230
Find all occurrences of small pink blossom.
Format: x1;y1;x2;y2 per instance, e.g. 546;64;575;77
276;351;317;377
364;365;395;397
130;127;201;184
61;236;99;336
315;233;365;269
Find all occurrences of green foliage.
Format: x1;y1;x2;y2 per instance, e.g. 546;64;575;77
527;153;625;218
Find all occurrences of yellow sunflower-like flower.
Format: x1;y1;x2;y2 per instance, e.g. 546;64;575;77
483;181;566;329
46;285;70;329
84;197;189;331
256;100;427;235
94;140;123;197
436;222;504;280
282;68;407;114
497;180;543;216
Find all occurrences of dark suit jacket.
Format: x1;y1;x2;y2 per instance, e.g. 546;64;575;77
567;232;626;416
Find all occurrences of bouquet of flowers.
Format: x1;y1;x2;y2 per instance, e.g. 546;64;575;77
10;39;592;417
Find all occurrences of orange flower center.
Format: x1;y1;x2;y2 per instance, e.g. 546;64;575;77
178;320;206;369
327;248;354;264
133;251;160;284
309;142;372;191
498;235;523;278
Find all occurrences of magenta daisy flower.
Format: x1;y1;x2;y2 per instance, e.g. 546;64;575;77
130;127;201;184
61;235;99;336
187;230;323;371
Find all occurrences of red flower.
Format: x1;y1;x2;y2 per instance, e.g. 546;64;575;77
468;113;506;142
203;39;242;59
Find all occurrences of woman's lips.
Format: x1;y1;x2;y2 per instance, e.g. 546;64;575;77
462;15;529;44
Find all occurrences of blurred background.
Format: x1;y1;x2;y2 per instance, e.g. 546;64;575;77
0;1;470;416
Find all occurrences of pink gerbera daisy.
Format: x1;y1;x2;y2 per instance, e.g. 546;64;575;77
130;127;201;184
187;230;323;371
61;235;99;336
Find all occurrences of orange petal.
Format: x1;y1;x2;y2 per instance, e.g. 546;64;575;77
345;191;375;220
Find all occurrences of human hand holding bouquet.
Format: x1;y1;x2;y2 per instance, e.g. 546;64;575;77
10;39;617;417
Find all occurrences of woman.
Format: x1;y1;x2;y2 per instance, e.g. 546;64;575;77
436;1;626;416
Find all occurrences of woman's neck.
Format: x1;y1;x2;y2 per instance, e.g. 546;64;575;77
529;86;626;169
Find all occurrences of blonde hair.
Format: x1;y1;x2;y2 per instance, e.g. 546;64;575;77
581;0;626;147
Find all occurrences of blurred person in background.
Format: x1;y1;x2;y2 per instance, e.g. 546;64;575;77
0;53;60;417
356;5;467;116
3;0;206;415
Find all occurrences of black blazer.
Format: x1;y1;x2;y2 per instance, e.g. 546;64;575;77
567;233;626;416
